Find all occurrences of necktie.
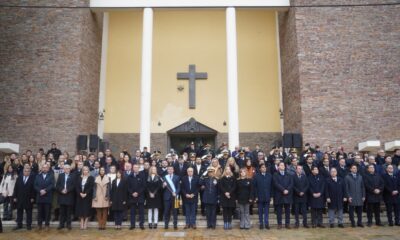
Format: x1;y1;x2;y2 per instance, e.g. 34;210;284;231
24;176;27;184
189;177;192;190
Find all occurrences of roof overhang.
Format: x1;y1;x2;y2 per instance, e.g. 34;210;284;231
90;0;290;11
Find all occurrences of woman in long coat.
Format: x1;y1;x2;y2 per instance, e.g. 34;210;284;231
308;166;325;228
236;168;253;229
92;167;111;230
110;171;128;230
75;166;94;230
219;166;236;230
146;166;162;229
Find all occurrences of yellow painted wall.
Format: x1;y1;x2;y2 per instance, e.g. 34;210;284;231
104;11;142;133
104;9;281;134
237;10;281;132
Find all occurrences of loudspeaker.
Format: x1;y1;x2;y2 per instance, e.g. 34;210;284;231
77;135;88;151
89;134;100;151
283;133;293;148
292;133;303;148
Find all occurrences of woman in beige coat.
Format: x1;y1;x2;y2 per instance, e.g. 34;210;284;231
92;167;111;230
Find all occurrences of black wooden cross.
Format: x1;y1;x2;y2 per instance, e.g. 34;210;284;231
177;64;208;109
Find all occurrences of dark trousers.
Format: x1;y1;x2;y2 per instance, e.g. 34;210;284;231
257;201;270;226
276;203;291;225
16;207;32;228
294;202;308;225
199;190;205;214
37;203;51;227
114;210;124;226
205;203;216;228
222;207;235;223
3;197;13;219
311;208;323;226
163;200;178;227
349;205;363;225
386;202;400;224
59;204;72;227
366;202;381;224
130;203;144;227
184;202;197;225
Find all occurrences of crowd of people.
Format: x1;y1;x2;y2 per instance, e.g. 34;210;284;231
0;141;400;233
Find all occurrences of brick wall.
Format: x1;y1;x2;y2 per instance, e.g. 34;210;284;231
280;2;400;150
0;1;102;154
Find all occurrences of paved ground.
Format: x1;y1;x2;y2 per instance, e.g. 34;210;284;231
1;225;399;240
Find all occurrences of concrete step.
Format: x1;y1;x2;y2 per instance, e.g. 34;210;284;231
1;213;391;228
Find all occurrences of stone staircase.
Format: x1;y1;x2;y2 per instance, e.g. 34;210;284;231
0;205;392;228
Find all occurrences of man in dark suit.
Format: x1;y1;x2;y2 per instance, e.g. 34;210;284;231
162;166;181;229
127;164;146;230
325;168;346;228
382;164;400;226
34;163;55;230
193;157;206;215
13;166;35;230
302;155;314;177
173;157;188;178
293;165;309;228
56;164;75;230
273;162;294;229
364;164;384;227
253;164;273;229
181;167;200;229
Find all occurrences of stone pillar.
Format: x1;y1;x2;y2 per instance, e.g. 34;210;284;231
140;8;153;150
226;7;239;151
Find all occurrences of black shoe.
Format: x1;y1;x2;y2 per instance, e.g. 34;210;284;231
149;223;153;229
330;224;334;228
140;225;145;230
376;223;384;227
338;224;344;228
351;223;356;228
303;224;310;228
389;222;394;227
395;223;400;226
367;223;372;227
174;225;178;230
164;225;169;229
317;224;325;228
285;225;291;229
129;226;135;230
265;224;270;230
67;226;72;230
27;226;32;231
154;224;158;229
357;223;364;228
57;226;64;230
259;225;264;230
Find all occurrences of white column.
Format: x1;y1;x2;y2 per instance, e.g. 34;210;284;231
97;12;109;139
139;8;153;150
226;7;239;151
275;12;284;133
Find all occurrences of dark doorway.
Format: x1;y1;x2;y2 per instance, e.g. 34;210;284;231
167;118;217;154
169;134;216;154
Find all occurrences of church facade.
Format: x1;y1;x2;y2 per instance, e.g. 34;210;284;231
0;0;399;154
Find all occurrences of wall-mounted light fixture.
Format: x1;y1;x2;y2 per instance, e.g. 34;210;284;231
158;121;161;126
177;85;184;91
223;121;227;126
279;109;284;119
98;109;105;120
